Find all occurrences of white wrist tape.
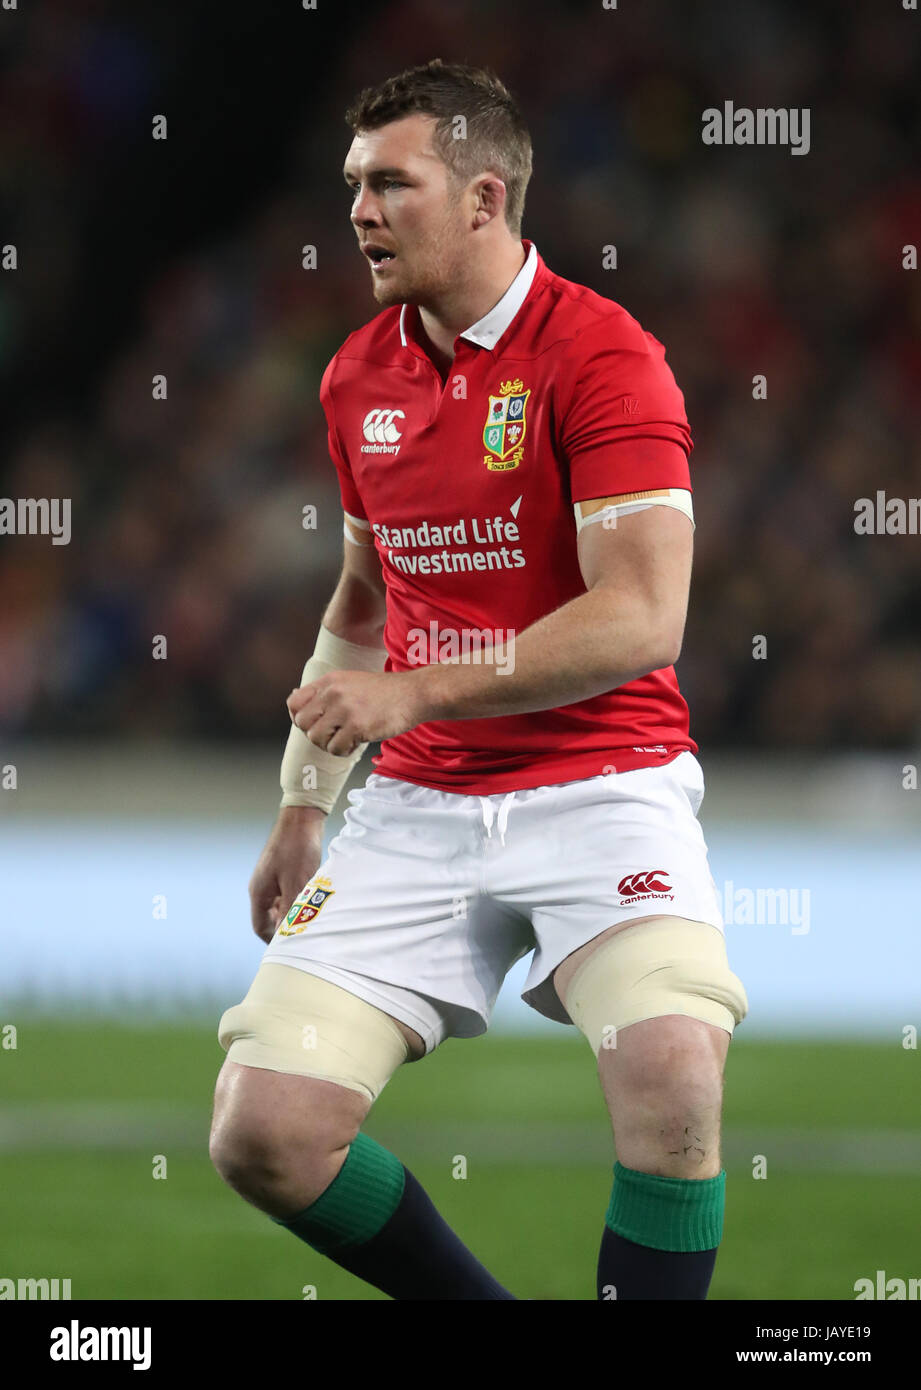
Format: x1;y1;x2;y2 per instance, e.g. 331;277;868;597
280;625;387;815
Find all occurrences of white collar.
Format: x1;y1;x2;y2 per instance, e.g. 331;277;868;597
399;241;538;351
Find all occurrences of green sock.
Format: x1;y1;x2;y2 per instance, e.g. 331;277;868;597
606;1160;725;1251
275;1131;404;1255
274;1130;516;1299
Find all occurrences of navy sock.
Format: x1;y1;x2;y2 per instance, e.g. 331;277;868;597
332;1167;516;1300
278;1135;515;1301
598;1226;719;1300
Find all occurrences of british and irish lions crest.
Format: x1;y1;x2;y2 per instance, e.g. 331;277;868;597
483;378;530;471
277;876;335;937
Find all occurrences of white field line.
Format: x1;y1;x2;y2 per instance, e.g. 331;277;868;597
0;1106;919;1173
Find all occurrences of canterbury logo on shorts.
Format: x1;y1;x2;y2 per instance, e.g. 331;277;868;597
618;869;674;900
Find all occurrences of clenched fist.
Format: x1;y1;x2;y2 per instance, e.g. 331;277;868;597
286;668;431;757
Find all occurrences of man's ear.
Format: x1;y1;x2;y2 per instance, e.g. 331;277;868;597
472;174;507;228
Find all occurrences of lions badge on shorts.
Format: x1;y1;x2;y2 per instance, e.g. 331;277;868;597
277;876;336;937
483;378;530;471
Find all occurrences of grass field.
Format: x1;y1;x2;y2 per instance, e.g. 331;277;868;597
1;1022;918;1300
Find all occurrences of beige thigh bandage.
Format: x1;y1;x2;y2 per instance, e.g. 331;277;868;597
562;917;748;1057
218;963;410;1103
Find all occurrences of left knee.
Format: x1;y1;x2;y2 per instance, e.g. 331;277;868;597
558;918;746;1177
611;1013;726;1087
601;1016;728;1177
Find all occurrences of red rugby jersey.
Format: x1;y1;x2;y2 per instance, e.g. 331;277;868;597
319;239;697;793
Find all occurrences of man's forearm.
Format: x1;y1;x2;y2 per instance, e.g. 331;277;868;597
412;586;680;723
321;576;387;651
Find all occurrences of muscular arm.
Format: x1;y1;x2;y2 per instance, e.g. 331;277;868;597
290;499;693;754
321;525;388;650
414;501;694;720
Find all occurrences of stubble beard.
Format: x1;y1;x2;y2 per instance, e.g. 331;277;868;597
384;241;465;319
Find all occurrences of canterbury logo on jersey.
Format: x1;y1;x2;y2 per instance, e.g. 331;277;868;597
618;869;674;899
361;408;405;453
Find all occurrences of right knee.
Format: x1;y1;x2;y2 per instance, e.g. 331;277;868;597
210;964;413;1214
209;1062;367;1214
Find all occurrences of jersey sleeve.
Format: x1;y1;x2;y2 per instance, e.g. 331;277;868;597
556;318;693;503
319;355;367;520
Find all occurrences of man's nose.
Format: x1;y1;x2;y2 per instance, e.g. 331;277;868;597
351;188;382;226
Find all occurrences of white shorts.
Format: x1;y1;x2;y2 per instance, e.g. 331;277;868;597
262;751;725;1055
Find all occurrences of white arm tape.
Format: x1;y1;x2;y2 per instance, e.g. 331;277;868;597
574;488;695;532
343;511;374;546
280;625;387;814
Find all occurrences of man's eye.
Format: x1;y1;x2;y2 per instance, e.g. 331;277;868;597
347;180;403;196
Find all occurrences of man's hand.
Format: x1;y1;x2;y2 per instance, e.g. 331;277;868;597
286;669;430;756
248;806;327;944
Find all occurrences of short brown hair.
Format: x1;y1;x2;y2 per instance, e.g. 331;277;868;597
345;58;532;236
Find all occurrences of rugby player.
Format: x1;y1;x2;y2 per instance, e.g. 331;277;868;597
210;59;748;1301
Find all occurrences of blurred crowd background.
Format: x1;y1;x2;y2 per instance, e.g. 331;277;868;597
2;0;919;750
5;6;918;1302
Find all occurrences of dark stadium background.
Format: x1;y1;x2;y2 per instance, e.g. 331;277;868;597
3;0;919;746
1;0;920;1304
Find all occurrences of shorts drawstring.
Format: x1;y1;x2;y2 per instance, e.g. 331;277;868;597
480;791;516;847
